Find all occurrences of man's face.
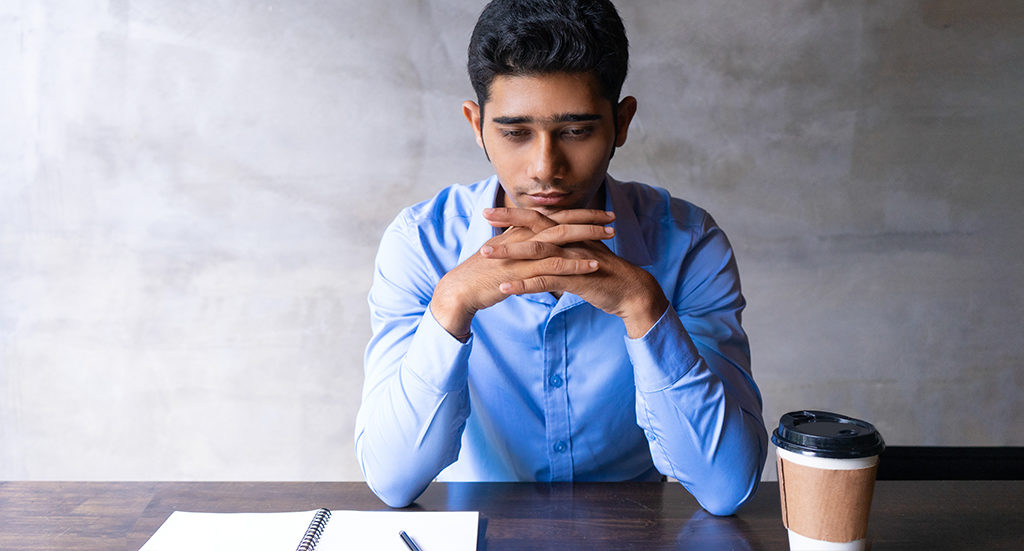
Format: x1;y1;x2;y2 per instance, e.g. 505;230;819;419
464;72;636;216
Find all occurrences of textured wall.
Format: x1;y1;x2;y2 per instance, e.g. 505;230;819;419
1;1;1021;481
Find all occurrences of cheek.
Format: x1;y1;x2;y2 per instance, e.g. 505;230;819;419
566;144;612;175
486;146;527;178
489;156;518;181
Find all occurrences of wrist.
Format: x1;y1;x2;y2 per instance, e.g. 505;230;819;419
621;277;669;339
430;278;476;339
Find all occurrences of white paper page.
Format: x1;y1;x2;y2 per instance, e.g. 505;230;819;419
138;510;317;551
316;510;480;551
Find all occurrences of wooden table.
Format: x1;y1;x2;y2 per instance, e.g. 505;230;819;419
0;480;1021;550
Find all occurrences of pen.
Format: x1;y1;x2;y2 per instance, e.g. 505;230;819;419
399;530;423;551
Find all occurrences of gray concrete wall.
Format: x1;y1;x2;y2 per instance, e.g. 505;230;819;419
2;1;1021;481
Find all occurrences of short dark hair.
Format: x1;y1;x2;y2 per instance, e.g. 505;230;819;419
467;0;629;107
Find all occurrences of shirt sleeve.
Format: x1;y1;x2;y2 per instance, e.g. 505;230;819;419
354;213;473;508
624;220;767;516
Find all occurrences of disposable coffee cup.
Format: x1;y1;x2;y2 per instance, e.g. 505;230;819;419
772;411;885;551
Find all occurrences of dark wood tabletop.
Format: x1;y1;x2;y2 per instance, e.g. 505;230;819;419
0;480;1021;550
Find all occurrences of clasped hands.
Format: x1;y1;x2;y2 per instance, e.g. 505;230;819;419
431;207;669;340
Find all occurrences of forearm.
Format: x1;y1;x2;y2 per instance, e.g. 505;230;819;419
356;377;468;508
356;306;473;507
636;362;766;515
627;307;767;516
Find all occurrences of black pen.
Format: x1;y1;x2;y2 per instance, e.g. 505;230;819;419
399;530;423;551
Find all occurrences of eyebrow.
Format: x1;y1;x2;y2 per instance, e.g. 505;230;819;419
491;113;603;125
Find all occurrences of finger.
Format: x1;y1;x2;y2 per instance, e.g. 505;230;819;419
533;223;615;244
499;274;573;295
535;256;599;275
480;240;563;260
547;209;616;225
510;256;599;277
483;207;557;233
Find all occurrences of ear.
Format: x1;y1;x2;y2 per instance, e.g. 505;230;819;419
463;100;485;150
614;96;638;147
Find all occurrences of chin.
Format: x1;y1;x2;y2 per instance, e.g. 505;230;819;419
533;206;563;217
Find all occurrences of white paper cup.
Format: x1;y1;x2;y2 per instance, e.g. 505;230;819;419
771;411;885;551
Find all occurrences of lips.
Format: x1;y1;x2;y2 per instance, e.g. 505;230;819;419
526;192;571;206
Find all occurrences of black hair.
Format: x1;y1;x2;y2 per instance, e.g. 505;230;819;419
467;0;629;108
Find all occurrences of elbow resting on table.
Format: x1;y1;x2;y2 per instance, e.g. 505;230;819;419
701;463;765;516
694;484;754;517
357;441;429;508
668;462;762;516
364;471;426;509
680;437;767;515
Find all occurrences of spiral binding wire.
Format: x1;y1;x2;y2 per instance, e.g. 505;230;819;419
295;508;332;551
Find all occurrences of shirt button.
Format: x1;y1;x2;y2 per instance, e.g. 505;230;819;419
549;374;563;388
553;441;568;453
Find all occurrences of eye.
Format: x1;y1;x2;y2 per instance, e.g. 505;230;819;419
499;128;530;141
562;126;594;140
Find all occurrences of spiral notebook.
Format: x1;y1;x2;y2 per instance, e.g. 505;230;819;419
138;508;479;551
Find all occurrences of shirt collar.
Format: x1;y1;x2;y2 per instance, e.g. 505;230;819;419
457;175;503;265
604;175;654;267
457;174;653;268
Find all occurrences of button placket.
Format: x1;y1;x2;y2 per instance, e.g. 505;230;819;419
543;308;572;481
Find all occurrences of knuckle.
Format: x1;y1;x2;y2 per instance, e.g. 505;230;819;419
549;225;569;240
546;257;566;273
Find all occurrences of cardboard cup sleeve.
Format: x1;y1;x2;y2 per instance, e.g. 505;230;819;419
777;455;878;543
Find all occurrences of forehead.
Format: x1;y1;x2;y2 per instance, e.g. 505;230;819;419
485;72;611;119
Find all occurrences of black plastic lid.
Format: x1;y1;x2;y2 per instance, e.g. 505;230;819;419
771;410;885;459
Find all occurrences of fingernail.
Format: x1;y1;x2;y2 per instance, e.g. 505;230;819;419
606;211;616;218
499;282;512;293
604;226;615;234
483;207;494;215
480;245;493;255
589;261;598;269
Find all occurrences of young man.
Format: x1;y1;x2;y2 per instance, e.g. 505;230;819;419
355;0;767;516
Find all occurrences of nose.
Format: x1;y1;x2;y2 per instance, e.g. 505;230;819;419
527;133;565;185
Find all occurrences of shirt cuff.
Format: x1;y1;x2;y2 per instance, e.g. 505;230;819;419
403;304;473;393
624;304;701;393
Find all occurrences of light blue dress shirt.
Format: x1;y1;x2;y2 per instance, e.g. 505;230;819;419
356;175;767;515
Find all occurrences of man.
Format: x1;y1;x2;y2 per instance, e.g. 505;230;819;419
355;0;767;516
